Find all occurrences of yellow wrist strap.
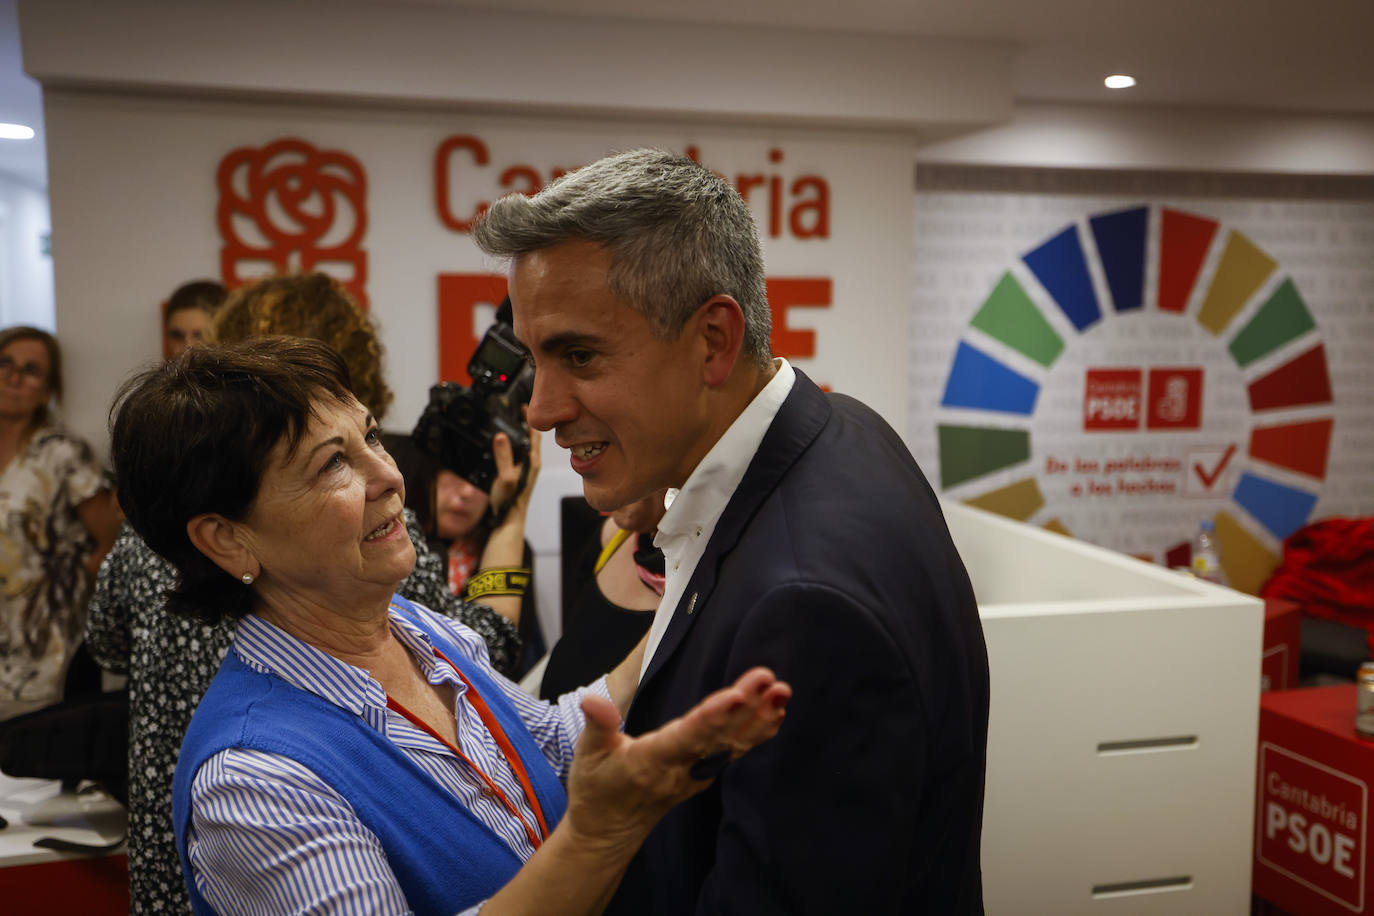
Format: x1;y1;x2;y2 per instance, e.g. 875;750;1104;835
463;567;531;601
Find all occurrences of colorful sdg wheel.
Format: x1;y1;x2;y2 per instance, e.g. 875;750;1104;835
936;205;1334;592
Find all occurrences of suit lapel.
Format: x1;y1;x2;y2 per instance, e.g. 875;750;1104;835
634;370;831;699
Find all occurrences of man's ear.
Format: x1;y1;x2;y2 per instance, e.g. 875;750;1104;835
187;513;258;580
697;295;747;388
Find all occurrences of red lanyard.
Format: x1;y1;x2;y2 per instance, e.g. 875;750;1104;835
386;646;550;850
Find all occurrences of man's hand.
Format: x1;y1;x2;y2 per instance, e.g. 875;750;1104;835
564;668;791;855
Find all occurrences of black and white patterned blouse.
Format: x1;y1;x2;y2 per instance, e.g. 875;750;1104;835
85;510;519;915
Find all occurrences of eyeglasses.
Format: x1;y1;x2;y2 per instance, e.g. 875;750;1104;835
0;356;48;385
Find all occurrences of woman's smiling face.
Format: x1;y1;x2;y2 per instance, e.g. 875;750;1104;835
235;396;415;612
0;337;53;424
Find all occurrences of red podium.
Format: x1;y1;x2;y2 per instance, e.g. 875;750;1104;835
1254;686;1373;915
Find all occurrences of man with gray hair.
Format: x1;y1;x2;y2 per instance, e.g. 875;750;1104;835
474;148;989;914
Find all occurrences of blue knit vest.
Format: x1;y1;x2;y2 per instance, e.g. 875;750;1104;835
172;596;568;915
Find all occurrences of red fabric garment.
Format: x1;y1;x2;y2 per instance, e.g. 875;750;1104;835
1260;517;1374;655
446;541;479;595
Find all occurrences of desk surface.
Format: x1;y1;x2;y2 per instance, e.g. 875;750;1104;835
1265;597;1301;621
0;773;127;868
1261;684;1373;745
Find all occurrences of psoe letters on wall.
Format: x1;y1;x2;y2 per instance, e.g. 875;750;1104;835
432;135;830;240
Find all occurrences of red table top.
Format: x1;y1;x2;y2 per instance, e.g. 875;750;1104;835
1265;597;1301;620
1262;684;1374;746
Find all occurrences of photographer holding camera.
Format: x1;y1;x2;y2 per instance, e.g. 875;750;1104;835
398;298;546;677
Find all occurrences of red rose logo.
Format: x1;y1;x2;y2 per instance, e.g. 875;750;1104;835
217;138;369;307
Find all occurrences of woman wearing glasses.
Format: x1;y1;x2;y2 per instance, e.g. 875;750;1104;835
0;325;121;718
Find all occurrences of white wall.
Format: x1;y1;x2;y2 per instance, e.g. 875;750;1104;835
40;89;919;439
0;172;54;330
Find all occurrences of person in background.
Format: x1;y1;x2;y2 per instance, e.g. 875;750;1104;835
208;272;397;423
162;280;227;359
475;148;990;913
108;335;790;916
0;326;121;719
387;430;546;679
539;488;668;700
86;272;522;915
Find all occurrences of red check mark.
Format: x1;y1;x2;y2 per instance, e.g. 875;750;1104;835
1194;444;1237;489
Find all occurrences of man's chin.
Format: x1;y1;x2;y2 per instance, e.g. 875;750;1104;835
583;483;635;515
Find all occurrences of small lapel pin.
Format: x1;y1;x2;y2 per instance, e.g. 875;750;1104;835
687;592;699;615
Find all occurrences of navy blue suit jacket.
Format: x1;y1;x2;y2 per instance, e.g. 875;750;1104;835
606;370;989;915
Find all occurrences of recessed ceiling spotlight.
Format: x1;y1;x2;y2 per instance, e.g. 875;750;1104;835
0;123;36;140
1104;74;1137;90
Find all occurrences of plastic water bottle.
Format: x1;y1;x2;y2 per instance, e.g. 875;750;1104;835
1191;520;1225;585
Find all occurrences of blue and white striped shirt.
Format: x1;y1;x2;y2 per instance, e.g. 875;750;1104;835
186;604;609;916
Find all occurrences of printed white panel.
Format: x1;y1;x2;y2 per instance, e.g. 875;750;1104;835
911;185;1374;591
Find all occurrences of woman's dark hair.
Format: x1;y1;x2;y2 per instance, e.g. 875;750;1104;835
110;337;355;624
0;325;62;426
164;280;228;322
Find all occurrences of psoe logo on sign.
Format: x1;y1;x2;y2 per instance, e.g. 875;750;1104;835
216;137;369;308
1083;368;1142;431
1147;367;1204;430
1257;742;1367;912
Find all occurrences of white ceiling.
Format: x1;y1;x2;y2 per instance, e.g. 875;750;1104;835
385;0;1374;114
5;0;1374;189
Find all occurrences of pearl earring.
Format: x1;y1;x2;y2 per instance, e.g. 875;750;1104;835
241;572;254;585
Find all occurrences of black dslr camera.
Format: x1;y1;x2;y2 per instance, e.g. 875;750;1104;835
412;298;534;493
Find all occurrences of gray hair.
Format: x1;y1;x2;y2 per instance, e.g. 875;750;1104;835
472;148;772;366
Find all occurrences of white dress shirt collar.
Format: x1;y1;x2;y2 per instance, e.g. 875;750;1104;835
640;358;796;679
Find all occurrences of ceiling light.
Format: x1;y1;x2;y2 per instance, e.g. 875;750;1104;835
1104;75;1137;90
0;123;36;140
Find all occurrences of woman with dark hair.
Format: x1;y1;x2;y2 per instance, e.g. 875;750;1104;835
109;336;789;915
162;279;227;359
87;272;523;914
0;325;121;719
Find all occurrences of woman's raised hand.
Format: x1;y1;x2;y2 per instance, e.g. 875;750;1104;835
564;668;791;855
489;419;540;519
